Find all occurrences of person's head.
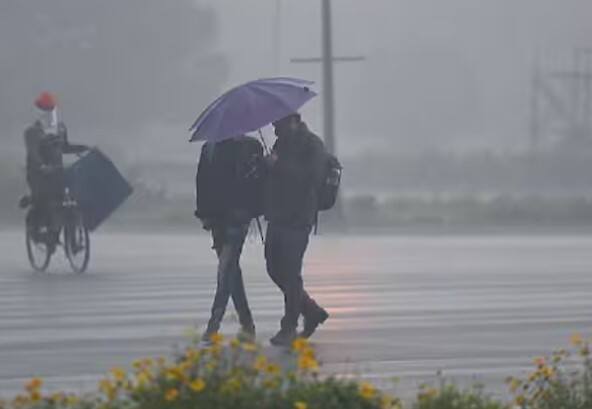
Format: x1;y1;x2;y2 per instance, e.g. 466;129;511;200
34;92;57;112
272;113;301;138
33;92;59;134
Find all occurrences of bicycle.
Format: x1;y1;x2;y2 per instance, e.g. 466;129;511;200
23;186;90;273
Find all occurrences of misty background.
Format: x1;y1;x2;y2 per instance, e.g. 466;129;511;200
2;0;592;229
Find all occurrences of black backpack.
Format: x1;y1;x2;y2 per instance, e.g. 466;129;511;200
195;136;265;222
317;153;342;211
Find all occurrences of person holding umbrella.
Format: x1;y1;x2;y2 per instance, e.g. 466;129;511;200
190;78;327;345
264;113;329;346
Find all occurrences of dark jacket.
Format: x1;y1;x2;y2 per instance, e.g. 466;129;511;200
264;123;326;228
25;121;87;172
24;121;87;198
195;136;264;227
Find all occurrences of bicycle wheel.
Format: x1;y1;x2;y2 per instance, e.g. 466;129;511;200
25;209;51;272
64;208;90;273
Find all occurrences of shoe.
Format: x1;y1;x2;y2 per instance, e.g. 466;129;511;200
299;309;329;339
269;328;297;347
237;325;256;342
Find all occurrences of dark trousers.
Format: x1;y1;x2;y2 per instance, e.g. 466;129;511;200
27;169;65;238
265;223;324;332
206;224;254;333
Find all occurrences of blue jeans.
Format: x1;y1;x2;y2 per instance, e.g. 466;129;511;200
205;224;254;333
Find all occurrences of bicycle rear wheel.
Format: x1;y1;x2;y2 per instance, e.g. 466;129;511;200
64;208;90;273
25;209;51;272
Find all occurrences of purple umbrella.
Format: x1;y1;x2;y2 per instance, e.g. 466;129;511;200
189;77;317;143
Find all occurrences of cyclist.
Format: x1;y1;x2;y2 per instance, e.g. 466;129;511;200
23;92;89;254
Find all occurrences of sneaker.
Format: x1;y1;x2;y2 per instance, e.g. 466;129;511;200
269;328;297;347
299;309;329;339
237;325;256;342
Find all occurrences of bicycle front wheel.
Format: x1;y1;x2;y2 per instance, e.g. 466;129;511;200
64;209;90;273
25;209;51;272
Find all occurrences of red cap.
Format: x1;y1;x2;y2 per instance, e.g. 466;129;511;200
34;92;57;111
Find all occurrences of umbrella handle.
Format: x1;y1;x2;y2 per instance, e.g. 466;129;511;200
258;129;270;155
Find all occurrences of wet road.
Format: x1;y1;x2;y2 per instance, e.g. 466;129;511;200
1;229;591;399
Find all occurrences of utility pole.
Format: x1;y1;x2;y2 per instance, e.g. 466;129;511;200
530;48;592;151
530;58;542;153
550;49;592;143
291;0;364;156
290;0;364;226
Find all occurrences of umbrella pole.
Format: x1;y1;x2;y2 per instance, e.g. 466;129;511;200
258;129;270;154
255;217;265;244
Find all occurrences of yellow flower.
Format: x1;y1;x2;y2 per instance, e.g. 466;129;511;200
189;378;206;393
135;371;151;388
29;391;42;403
99;379;117;401
165;388;179;401
359;382;377;400
208;343;223;357
165;366;185;381
515;394;526;406
266;363;281;376
210;333;224;345
222;377;242;393
230;338;241;349
185;348;202;363
294;401;308;409
297;354;319;372
254;355;268;371
24;378;43;392
571;333;584;347
292;338;310;353
242;342;258;352
541;366;554;378
110;367;127;383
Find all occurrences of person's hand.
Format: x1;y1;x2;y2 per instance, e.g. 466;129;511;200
265;153;278;167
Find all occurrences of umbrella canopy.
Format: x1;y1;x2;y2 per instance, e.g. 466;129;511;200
189;77;316;143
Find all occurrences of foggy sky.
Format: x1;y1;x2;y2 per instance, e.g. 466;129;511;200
214;0;592;155
2;0;591;163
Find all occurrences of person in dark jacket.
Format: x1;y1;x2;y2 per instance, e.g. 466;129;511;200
195;135;263;342
24;92;88;252
264;113;329;346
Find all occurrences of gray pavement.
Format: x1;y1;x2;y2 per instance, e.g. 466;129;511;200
1;229;592;400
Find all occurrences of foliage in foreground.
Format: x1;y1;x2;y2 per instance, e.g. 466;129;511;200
0;335;399;409
3;334;592;409
506;333;592;409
